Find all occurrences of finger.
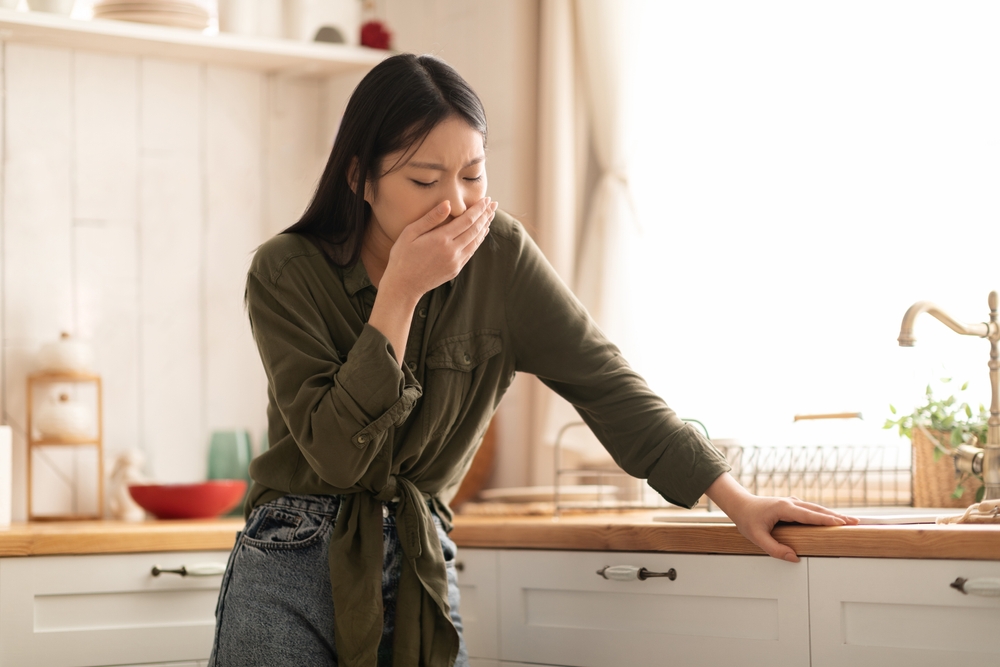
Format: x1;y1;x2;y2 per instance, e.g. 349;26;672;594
406;200;453;237
789;499;859;524
444;197;492;239
782;505;848;526
747;526;799;563
456;200;497;249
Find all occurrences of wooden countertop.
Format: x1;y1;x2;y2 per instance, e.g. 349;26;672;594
1;512;997;560
0;518;245;556
450;511;1000;561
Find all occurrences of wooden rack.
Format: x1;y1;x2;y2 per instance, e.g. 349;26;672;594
26;372;104;521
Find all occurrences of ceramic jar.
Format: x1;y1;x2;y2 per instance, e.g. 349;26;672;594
26;0;76;14
39;332;94;374
35;394;94;441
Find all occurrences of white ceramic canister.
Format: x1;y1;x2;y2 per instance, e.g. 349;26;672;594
26;0;76;14
36;394;94;441
39;332;94;374
0;425;11;528
218;0;259;35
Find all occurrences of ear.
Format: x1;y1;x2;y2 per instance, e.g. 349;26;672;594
347;157;361;195
347;157;375;205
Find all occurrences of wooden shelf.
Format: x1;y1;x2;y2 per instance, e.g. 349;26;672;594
29;371;101;382
0;8;387;76
30;438;101;446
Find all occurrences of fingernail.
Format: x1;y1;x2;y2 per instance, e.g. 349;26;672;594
783;553;799;563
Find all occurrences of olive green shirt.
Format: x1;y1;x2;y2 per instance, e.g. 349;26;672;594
244;211;730;666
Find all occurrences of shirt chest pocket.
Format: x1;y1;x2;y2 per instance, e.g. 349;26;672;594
422;329;502;442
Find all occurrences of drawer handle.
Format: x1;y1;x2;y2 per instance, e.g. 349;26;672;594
950;577;1000;597
151;563;227;577
597;565;677;582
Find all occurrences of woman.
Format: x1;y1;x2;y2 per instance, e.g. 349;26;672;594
209;53;856;667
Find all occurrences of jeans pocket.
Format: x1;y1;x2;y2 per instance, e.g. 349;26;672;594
241;505;330;551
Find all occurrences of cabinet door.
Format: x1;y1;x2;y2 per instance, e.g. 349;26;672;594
456;548;499;660
0;550;231;667
499;550;810;667
810;557;1000;666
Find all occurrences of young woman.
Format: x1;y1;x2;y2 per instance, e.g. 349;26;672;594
209;53;857;667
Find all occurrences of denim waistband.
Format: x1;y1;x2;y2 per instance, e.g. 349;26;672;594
261;493;429;517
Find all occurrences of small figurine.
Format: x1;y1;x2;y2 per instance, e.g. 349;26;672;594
107;449;150;522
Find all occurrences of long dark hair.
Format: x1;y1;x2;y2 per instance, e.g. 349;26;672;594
284;54;488;266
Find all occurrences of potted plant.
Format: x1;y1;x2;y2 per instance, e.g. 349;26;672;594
885;378;987;506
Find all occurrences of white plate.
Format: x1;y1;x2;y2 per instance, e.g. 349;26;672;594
478;485;619;503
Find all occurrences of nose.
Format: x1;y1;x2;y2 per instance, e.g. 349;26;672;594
444;179;468;218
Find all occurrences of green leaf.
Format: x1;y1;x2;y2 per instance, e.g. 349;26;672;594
976;485;986;503
933;447;944;462
951;429;964;446
962;381;969;391
964;404;973;419
889;404;897;415
941;377;952;383
951;485;965;499
883;419;894;429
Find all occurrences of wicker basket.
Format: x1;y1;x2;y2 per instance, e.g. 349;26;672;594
911;427;982;507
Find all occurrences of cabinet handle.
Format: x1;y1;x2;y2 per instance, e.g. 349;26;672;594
151;562;226;577
597;565;677;582
950;577;1000;597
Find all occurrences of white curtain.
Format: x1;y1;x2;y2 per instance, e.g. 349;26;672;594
532;0;640;481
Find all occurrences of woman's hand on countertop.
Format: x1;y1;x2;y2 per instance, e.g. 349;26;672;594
705;472;860;563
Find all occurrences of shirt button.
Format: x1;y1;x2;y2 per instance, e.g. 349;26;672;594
418;307;428;318
357;434;368;445
462;353;471;364
382;505;389;519
407;361;417;372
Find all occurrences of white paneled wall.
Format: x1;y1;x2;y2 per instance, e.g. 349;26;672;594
0;1;539;519
0;41;353;520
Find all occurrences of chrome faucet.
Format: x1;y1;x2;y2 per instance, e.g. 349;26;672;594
898;291;1000;501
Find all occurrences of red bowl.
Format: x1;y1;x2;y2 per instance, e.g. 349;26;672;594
128;480;247;519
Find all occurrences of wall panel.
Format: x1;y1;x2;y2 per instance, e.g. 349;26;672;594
73;52;141;458
138;59;204;482
3;44;74;520
204;65;266;450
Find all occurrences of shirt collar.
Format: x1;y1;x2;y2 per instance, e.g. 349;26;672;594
342;260;373;297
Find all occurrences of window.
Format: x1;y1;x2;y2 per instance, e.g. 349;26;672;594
621;2;1000;447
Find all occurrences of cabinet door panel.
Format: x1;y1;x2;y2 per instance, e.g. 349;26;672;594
499;550;809;667
456;548;499;660
0;550;230;667
810;557;1000;666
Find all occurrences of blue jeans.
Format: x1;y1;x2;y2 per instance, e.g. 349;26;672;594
208;494;469;667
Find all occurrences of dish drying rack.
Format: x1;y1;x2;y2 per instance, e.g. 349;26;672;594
553;421;912;516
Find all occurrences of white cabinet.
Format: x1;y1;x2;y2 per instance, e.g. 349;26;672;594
498;550;810;667
456;548;500;661
0;550;230;667
809;557;1000;666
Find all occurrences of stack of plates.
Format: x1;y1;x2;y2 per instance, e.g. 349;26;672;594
93;0;210;30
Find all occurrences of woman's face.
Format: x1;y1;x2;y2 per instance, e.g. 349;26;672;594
364;115;488;246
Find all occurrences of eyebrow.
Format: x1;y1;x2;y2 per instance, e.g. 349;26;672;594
407;156;485;171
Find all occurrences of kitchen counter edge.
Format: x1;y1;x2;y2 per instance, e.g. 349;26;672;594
1;513;998;560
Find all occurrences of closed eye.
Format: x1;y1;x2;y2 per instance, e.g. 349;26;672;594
411;179;436;188
465;175;484;182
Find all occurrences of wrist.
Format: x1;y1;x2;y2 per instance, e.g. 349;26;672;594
705;472;752;517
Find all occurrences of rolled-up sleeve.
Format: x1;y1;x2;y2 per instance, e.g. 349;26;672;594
246;256;421;490
500;220;729;508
